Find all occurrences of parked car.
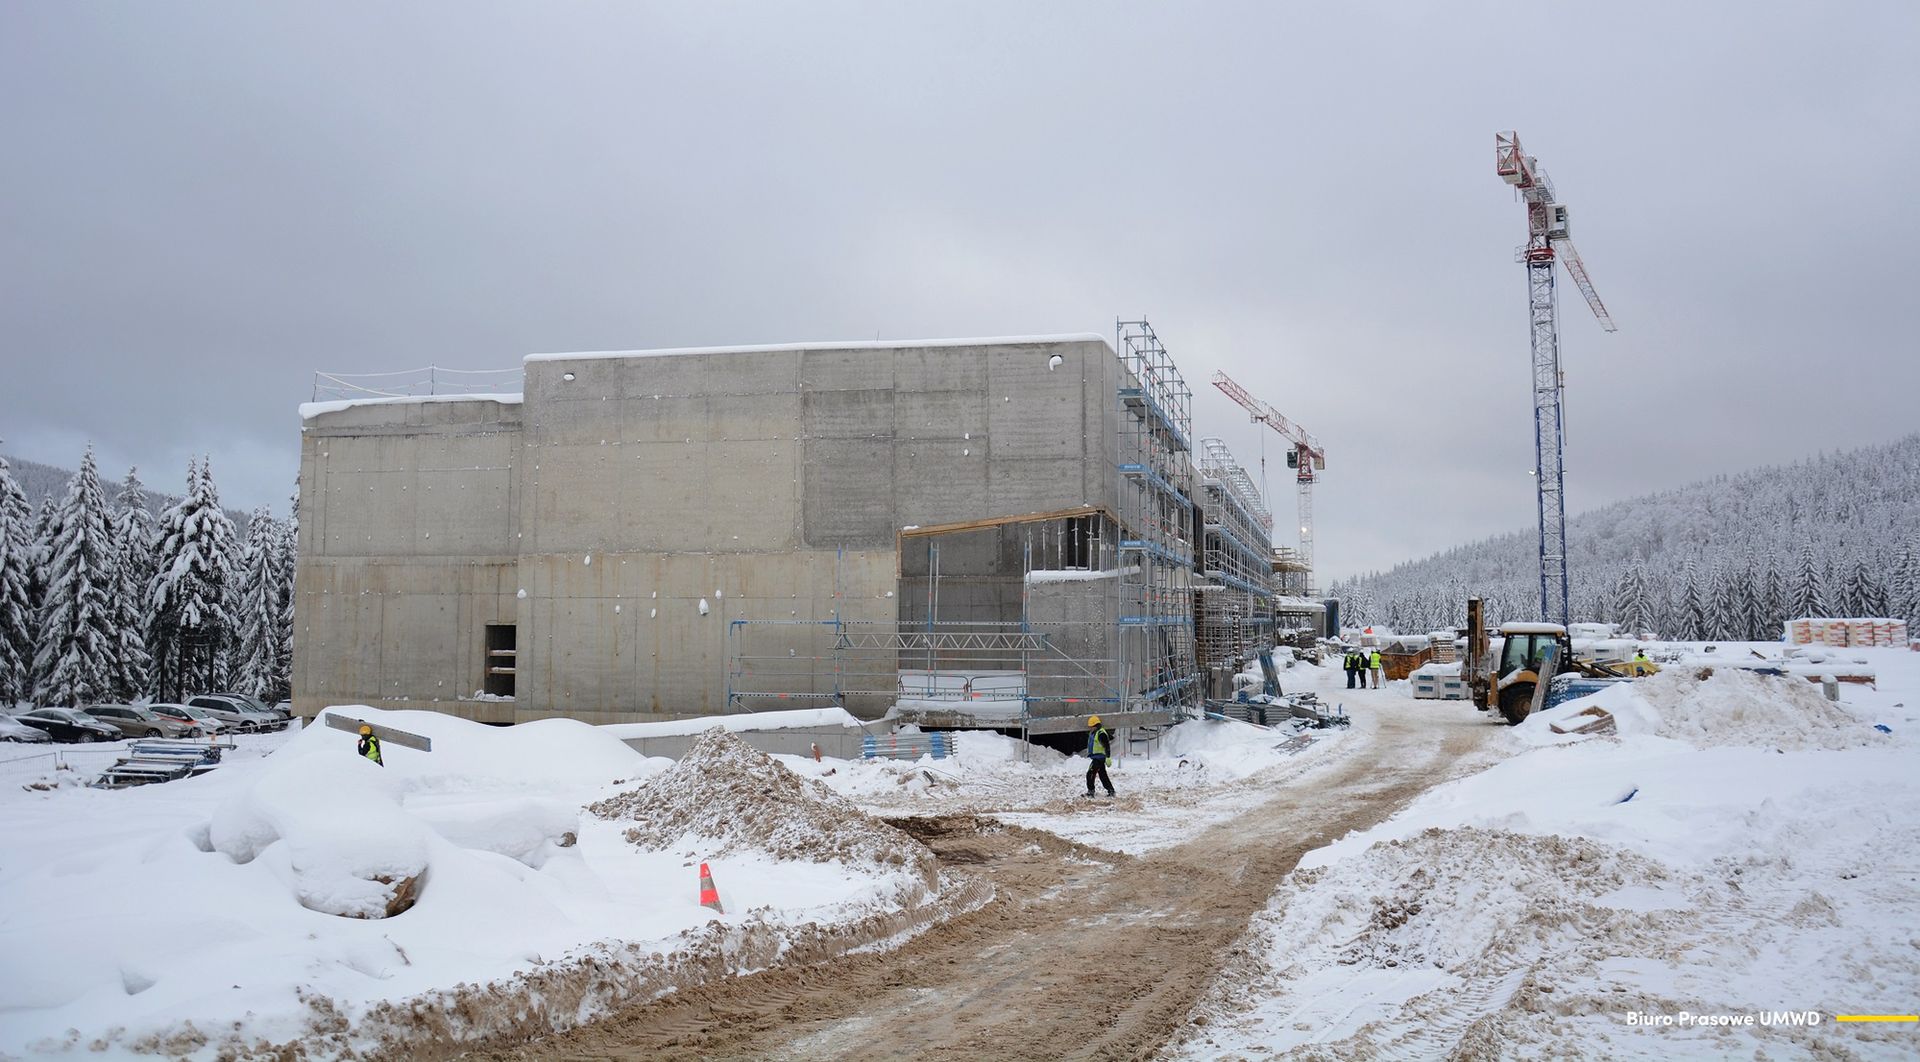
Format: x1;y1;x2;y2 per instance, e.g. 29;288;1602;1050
148;702;225;735
0;715;53;743
14;707;121;743
213;693;291;722
85;704;201;739
186;695;282;732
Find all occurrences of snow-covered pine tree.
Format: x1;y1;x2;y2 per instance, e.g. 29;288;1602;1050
1833;555;1870;619
1859;555;1890;617
1674;558;1709;642
0;454;36;705
31;447;119;709
1612;564;1653;637
26;494;55;619
232;506;284;700
1732;546;1763;640
1757;556;1787;641
147;458;241;700
108;468;155;699
1842;556;1882;618
24;493;59;694
274;480;297;701
1789;540;1827;619
1895;536;1920;628
1707;557;1744;642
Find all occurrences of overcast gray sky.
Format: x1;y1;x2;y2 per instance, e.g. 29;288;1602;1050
4;2;1916;582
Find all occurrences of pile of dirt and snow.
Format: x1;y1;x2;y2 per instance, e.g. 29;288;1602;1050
1177;826;1704;1058
1632;667;1869;750
591;727;937;889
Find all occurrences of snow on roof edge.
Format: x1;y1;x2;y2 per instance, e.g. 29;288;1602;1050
524;333;1112;363
299;393;524;420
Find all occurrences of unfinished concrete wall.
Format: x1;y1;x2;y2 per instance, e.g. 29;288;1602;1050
514;337;1120;722
293;397;523;722
294;337;1126;725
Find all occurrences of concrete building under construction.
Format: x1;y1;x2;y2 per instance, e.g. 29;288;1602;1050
293;325;1280;732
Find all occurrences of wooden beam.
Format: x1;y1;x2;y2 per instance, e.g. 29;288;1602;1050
897;504;1116;540
323;712;434;752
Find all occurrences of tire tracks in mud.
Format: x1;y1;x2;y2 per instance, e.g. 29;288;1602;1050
484;709;1497;1062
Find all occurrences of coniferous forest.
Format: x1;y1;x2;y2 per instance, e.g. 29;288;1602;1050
0;450;294;709
1331;433;1920;639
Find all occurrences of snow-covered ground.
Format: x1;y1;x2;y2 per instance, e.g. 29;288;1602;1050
1174;645;1920;1059
0;710;975;1057
784;708;1356;856
0;690;1330;1057
22;644;1903;1058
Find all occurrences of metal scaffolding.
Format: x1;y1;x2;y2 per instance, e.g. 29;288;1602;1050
1115;319;1198;716
1195;437;1275;677
723;324;1205;730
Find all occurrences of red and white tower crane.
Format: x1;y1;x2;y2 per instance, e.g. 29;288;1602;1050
1495;131;1617;625
1210;370;1325;591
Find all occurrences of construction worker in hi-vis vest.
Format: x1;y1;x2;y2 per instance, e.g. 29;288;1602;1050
357;725;384;766
1085;716;1116;798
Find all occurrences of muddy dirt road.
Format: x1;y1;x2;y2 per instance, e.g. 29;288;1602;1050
500;701;1497;1061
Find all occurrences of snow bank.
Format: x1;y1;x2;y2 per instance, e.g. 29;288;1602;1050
1155;717;1307;780
599;705;864;741
308;706;652;788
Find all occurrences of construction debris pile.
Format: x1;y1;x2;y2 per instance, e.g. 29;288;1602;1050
1784;617;1910;647
590;727;937;889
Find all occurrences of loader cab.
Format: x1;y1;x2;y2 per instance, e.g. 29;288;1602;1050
1495;623;1567;679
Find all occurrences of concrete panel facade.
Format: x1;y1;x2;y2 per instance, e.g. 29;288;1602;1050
294;337;1125;724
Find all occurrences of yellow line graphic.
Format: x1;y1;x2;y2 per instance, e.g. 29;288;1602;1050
1835;1015;1918;1023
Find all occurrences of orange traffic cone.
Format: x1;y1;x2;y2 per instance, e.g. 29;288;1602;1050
698;862;724;913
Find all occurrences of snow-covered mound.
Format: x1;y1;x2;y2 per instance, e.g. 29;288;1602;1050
209;753;430;918
1525;668;1870;752
1633;667;1867;750
592;727;937;891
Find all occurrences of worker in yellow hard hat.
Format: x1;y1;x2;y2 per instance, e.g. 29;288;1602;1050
1085;716;1115;799
356;724;384;767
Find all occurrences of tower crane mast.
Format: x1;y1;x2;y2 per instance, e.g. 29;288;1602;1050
1210;371;1325;592
1495;131;1617;625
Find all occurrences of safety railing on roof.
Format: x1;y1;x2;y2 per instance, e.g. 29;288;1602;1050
311;366;525;402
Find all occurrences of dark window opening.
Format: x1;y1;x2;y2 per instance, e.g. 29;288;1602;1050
1064;516;1095;569
485;624;517;698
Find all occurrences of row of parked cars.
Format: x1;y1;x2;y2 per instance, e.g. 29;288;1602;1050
0;694;293;744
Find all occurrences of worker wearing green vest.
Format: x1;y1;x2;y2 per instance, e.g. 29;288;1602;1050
1085;716;1116;798
1369;649;1383;689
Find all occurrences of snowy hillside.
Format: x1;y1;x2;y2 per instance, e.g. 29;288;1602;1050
1334;433;1920;637
0;453;178;516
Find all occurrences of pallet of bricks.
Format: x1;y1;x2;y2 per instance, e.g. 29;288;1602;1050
1783;617;1911;648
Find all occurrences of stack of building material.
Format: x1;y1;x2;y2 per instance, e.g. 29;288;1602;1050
1784;618;1911;647
1410;661;1467;700
1427;630;1457;663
